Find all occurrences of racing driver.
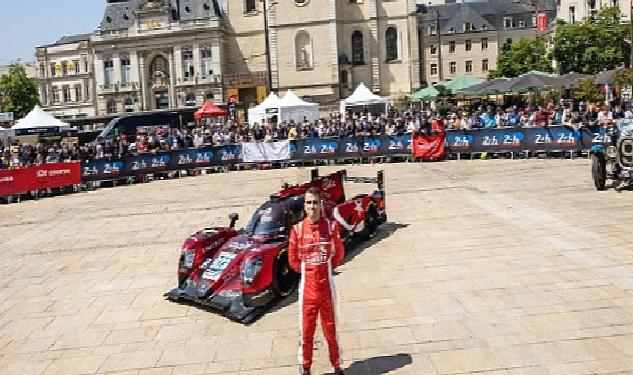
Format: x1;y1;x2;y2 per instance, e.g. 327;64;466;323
289;187;345;375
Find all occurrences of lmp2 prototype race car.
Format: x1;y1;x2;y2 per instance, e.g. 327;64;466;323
166;169;386;323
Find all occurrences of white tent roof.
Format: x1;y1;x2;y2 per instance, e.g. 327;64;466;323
279;90;318;108
342;83;389;106
258;92;281;109
12;105;70;129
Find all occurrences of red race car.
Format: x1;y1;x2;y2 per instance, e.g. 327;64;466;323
166;169;386;323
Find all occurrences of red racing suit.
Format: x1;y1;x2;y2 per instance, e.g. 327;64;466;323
289;217;345;370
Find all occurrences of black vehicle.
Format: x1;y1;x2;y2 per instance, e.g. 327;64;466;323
99;111;184;142
591;120;633;191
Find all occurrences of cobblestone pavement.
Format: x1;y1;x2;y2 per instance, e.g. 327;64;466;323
1;159;633;375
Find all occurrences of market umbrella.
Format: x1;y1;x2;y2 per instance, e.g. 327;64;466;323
441;75;485;94
504;71;560;93
409;86;439;102
194;100;228;120
557;72;592;88
457;77;510;95
595;69;616;85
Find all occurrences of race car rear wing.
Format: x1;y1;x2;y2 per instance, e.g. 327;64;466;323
310;168;385;192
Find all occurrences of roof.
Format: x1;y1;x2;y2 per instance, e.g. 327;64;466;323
100;0;221;32
422;0;554;35
54;33;92;45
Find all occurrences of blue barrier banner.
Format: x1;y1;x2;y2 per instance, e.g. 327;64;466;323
80;126;610;182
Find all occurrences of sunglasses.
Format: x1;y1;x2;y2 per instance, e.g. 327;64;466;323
305;200;320;205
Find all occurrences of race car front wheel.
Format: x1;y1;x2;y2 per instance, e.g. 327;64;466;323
272;248;299;298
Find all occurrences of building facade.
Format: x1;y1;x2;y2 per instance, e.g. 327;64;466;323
419;1;555;85
557;0;630;23
35;34;96;119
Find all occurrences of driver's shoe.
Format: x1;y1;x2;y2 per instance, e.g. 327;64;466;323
334;368;345;375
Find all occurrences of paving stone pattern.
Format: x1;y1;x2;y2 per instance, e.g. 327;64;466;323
1;160;633;375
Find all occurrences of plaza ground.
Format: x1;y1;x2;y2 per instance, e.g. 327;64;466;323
1;159;633;375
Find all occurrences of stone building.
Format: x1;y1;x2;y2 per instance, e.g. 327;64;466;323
557;0;630;23
419;0;555;85
35;34;96;119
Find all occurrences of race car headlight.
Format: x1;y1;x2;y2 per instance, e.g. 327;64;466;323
607;145;618;159
241;256;263;286
182;249;195;269
607;125;617;137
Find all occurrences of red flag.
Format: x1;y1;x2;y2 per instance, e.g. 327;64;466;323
412;133;446;160
537;12;547;33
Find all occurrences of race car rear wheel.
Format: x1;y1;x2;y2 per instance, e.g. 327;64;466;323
272;248;299;298
362;203;379;240
592;153;607;191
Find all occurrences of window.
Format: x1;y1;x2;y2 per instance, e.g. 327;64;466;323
449;61;456;74
430;45;438;55
182;47;194;79
504;17;513;28
84;81;90;101
531;15;536;26
40;85;47;104
569;6;576;23
121;54;130;84
74;60;80;74
429;24;437;36
200;47;213;76
104;57;114;87
506;38;512;45
588;0;596;9
61;61;68;76
185;93;196;106
82;55;89;73
39;63;45;78
481;37;488;50
465;60;472;73
351;31;365;65
74;84;82;102
385;27;398;62
245;0;256;13
465;39;472;51
62;85;71;102
464;22;472;32
349;0;363;3
612;0;619;6
430;63;438;76
449;41;455;53
125;98;134;112
482;59;489;72
50;63;57;77
481;24;488;31
107;100;117;114
295;31;313;69
52;86;60;103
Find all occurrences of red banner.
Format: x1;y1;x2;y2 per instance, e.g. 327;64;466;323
537;12;548;33
412;133;446;160
0;162;81;196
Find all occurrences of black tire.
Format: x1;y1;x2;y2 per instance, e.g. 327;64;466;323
362;203;379;240
271;248;299;298
592;153;607;191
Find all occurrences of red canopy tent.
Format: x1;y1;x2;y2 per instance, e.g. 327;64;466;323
194;101;228;120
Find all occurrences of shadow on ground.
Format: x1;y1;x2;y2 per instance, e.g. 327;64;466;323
324;353;413;375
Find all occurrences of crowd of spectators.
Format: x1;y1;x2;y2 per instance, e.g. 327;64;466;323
2;100;631;170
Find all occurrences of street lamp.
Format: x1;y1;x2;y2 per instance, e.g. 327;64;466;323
262;0;278;93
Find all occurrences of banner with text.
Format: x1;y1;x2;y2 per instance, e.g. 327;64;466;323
242;140;290;162
0;162;81;196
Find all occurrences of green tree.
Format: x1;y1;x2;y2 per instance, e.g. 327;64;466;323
551;7;630;75
613;68;633;87
573;78;602;102
0;64;39;120
488;37;552;79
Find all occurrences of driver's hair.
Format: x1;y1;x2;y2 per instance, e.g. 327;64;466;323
305;187;321;200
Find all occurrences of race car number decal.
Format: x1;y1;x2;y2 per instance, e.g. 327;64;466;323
202;252;237;280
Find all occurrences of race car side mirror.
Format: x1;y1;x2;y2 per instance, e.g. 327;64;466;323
228;213;239;228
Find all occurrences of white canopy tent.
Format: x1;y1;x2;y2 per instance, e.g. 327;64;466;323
248;90;319;126
277;90;319;124
10;105;70;135
339;82;390;115
248;92;281;126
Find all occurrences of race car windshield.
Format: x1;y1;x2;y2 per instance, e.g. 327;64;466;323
245;211;283;236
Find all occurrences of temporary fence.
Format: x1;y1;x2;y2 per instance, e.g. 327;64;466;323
1;125;609;199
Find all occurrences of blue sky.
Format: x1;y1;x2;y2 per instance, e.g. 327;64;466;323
0;1;104;65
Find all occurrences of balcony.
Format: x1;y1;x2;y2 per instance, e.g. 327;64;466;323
99;82;138;94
